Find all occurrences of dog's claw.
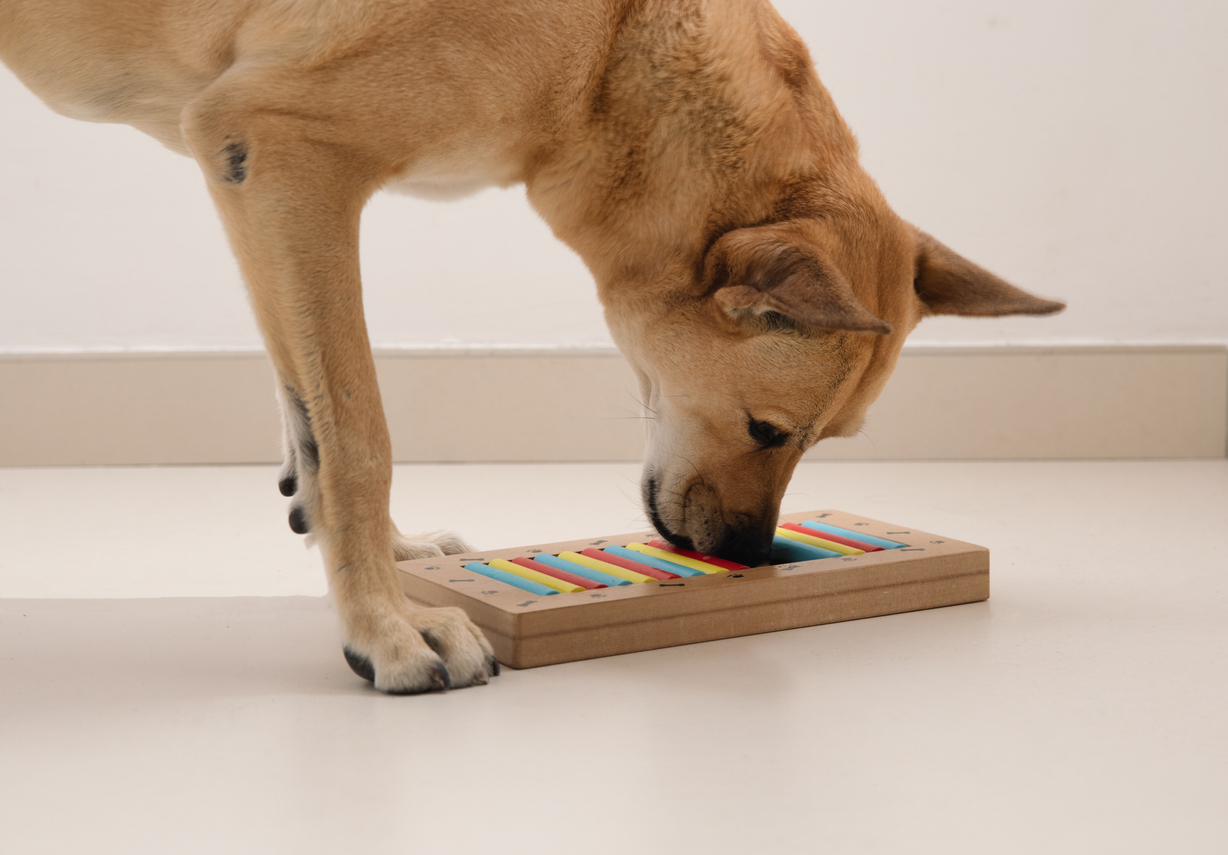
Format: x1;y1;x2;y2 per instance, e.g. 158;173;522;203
343;646;376;683
288;505;309;534
386;663;451;695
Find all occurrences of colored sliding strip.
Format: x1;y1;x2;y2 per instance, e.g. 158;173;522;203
770;536;839;563
533;553;631;587
602;545;707;578
779;524;883;553
510;557;605;590
489;559;584;594
558;551;655;584
646;540;748;571
626;543;725;575
464;561;557;596
776;525;865;556
582;548;679;580
800;521;905;550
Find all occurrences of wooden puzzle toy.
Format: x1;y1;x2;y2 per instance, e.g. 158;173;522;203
397;510;989;668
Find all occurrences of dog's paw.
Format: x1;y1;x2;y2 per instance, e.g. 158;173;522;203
343;604;498;693
391;529;475;561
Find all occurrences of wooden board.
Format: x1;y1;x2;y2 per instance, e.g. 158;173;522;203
397;510;989;668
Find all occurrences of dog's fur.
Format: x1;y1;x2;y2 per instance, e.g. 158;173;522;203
1;0;1062;692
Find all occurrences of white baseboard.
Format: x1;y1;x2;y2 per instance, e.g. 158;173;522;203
0;345;1224;465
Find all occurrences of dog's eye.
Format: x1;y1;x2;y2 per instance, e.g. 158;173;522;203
748;418;788;448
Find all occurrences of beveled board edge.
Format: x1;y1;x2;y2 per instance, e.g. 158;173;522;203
510;556;987;667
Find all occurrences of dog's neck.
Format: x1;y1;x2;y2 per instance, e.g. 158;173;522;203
524;0;865;306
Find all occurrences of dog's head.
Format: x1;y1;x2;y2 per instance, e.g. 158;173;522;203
607;212;1063;566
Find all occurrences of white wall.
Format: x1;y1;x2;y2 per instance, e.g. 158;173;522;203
1;0;1224;353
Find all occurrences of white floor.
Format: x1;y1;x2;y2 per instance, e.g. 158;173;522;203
2;460;1226;854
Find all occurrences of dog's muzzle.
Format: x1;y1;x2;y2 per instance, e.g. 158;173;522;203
645;474;777;567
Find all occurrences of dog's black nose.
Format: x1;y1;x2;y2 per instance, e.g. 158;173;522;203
713;531;774;568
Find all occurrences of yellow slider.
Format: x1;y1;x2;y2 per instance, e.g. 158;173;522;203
557;551;654;584
774;528;864;555
626;543;724;575
487;558;584;594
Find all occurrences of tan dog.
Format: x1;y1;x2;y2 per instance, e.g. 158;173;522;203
0;0;1062;693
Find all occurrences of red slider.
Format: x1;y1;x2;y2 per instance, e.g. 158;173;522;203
510;557;605;590
647;540;749;570
579;548;679;580
778;523;884;552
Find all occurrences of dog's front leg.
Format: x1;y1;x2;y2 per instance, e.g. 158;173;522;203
183;97;496;693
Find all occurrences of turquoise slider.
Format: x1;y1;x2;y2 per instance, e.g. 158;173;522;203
532;553;630;587
800;521;905;549
464;561;556;596
770;536;839;563
603;544;706;577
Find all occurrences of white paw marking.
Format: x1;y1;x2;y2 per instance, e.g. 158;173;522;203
392;529;474;561
348;604;497;693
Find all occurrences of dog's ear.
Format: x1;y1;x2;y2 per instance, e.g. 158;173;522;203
913;228;1066;317
704;226;892;335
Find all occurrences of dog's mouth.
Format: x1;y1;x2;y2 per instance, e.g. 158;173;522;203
645;476;695;551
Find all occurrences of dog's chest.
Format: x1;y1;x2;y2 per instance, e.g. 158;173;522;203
385;141;525;201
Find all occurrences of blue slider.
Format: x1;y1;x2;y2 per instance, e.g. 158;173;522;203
464;561;557;596
800;521;905;549
602;544;706;577
771;535;840;564
532;553;631;587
